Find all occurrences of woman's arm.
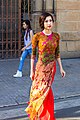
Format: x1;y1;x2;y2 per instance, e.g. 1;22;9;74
55;33;66;78
57;57;66;78
30;33;38;80
30;58;36;80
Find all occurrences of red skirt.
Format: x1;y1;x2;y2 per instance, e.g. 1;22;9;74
25;61;56;120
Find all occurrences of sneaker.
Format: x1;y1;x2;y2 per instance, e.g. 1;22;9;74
13;70;22;77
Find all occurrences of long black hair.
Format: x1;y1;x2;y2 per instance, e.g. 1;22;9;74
22;19;32;39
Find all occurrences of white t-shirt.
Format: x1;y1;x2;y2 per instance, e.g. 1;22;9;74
24;30;33;50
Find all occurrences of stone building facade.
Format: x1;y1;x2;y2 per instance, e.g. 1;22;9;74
0;0;80;59
31;0;80;58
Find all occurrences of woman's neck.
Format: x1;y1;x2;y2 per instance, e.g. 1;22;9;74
43;29;52;35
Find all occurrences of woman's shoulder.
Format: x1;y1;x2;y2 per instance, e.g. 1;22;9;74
53;32;60;40
35;32;41;35
29;29;34;36
33;32;42;37
29;29;33;33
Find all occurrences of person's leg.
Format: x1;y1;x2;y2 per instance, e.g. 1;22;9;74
27;48;32;56
13;50;28;77
39;88;56;120
18;50;28;71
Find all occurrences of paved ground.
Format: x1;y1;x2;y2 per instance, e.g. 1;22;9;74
19;118;80;120
0;58;80;120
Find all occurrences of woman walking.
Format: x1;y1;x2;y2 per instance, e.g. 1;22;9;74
13;20;33;77
25;12;66;120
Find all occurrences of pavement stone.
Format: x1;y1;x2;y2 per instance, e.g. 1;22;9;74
0;58;80;119
57;118;80;120
15;117;80;120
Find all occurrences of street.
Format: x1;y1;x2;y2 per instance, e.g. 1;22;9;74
55;96;80;119
0;58;80;120
56;105;80;118
0;101;80;120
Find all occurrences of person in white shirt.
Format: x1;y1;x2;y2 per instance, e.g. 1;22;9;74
13;20;33;77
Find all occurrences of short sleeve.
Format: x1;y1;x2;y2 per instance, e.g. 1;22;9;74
31;33;38;59
55;33;60;59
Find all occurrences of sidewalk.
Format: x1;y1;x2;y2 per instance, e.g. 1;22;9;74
57;118;80;120
19;117;80;120
0;58;80;119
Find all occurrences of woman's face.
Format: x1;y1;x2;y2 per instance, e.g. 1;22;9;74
44;16;53;30
23;22;28;30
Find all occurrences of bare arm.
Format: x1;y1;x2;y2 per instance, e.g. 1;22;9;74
30;58;36;80
57;57;66;78
29;33;38;81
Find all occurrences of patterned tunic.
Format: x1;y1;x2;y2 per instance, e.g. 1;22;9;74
25;32;60;120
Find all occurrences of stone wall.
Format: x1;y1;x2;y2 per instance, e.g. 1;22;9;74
55;0;80;58
31;0;80;58
31;0;54;33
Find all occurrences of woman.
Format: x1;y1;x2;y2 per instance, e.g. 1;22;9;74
13;20;33;77
25;12;66;120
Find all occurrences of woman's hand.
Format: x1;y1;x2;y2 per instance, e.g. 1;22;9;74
30;58;36;81
30;71;35;81
21;47;26;51
60;68;66;78
57;58;66;78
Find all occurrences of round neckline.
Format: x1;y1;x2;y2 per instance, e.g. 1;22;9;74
41;31;53;36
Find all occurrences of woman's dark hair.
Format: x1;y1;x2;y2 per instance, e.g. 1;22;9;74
22;19;32;39
39;12;54;30
23;19;32;30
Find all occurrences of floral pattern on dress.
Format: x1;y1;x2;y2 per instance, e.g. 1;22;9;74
25;32;60;120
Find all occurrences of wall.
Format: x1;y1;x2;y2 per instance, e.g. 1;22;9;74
55;0;80;58
31;0;80;58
